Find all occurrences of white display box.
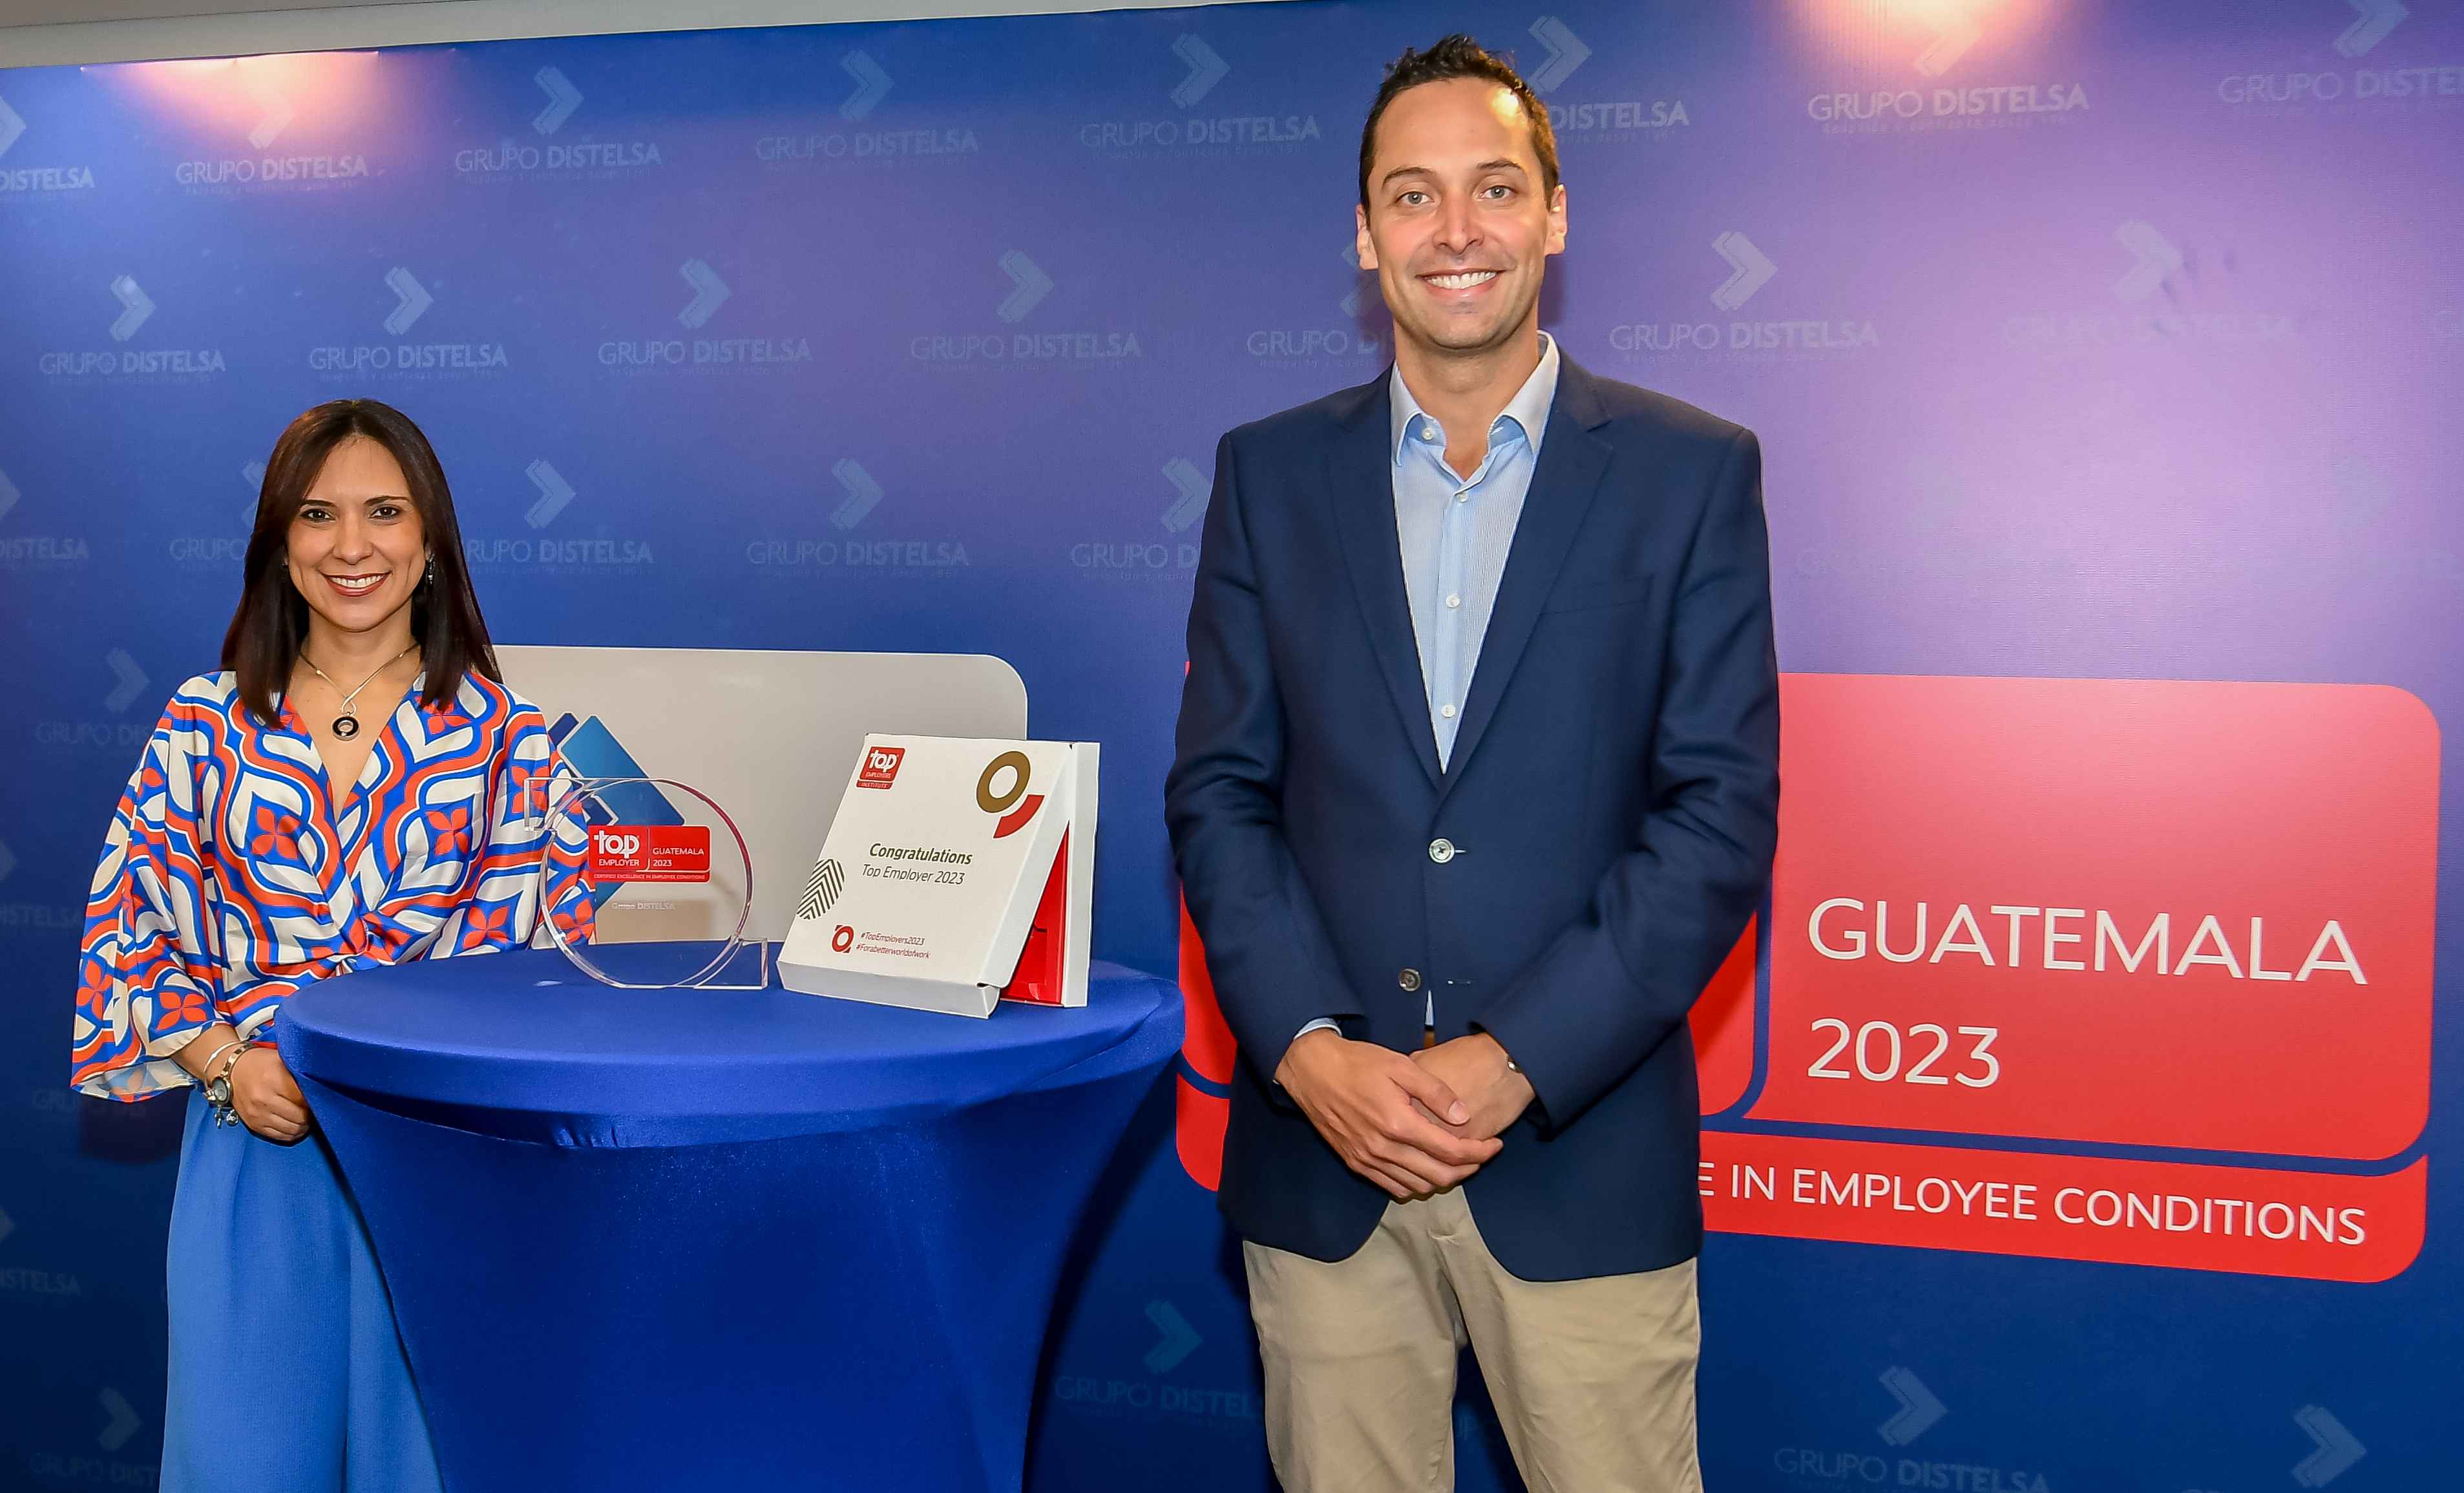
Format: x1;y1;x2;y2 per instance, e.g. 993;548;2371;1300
779;735;1097;1018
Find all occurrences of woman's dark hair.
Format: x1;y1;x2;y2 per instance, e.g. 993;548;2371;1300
1359;34;1561;210
222;399;498;727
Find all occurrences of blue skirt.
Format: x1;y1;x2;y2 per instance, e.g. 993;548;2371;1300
163;1091;443;1493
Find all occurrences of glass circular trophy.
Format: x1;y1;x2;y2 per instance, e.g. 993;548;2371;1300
538;775;770;990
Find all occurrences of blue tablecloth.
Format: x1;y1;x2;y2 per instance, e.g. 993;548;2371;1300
278;946;1181;1493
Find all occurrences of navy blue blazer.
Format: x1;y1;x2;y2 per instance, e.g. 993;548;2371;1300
1165;355;1780;1281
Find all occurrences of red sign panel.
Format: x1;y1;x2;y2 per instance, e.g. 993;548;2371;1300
1702;1133;2425;1284
1169;672;2438;1280
1748;675;2437;1161
1692;918;1757;1115
588;825;711;884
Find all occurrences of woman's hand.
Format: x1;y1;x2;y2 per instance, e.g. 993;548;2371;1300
229;1046;313;1143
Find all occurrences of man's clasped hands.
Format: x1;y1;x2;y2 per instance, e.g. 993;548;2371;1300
1273;1028;1537;1200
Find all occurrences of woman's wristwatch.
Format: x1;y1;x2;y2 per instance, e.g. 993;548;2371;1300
204;1041;254;1128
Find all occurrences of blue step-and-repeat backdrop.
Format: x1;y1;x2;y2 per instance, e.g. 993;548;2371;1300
3;0;2459;1487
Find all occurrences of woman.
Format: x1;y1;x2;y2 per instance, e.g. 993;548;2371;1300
72;399;591;1491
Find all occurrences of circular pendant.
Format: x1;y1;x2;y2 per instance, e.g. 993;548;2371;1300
332;714;360;740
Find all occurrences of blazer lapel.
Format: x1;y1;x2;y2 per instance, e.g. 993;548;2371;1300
1439;359;1614;799
1329;378;1444;788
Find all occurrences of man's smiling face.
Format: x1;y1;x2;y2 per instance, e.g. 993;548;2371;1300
1356;76;1567;363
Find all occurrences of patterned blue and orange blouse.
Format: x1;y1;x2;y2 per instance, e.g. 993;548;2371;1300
74;668;594;1099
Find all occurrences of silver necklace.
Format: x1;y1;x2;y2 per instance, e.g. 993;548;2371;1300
300;644;416;740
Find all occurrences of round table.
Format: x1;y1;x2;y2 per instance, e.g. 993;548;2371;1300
277;945;1181;1493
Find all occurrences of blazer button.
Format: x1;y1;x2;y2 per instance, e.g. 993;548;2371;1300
1427;838;1456;864
1398;968;1422;992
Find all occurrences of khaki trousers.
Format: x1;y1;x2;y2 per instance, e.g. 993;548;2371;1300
1243;1188;1701;1493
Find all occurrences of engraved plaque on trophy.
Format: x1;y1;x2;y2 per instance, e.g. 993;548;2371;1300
540;774;769;990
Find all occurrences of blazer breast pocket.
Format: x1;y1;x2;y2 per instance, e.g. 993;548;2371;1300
1541;574;1656;614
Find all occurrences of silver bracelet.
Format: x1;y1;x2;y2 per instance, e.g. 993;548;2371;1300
189;1037;240;1086
205;1041;254;1128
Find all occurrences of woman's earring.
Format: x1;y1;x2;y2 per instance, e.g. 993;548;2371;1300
423;555;437;588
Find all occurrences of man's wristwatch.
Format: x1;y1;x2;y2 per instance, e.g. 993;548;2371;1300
204;1041;253;1128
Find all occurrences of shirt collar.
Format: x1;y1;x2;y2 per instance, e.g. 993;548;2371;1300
1389;332;1561;466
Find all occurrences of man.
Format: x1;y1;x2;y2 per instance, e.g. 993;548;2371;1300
1164;34;1779;1493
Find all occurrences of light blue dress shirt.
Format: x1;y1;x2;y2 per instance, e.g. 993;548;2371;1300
1390;334;1561;769
1295;335;1563;1041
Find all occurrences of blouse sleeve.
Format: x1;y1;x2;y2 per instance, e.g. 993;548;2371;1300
430;708;595;957
73;708;225;1100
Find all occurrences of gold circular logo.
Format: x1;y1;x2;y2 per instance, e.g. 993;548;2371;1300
976;750;1032;814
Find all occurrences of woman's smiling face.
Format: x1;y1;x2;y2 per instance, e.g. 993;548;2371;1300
286;435;427;640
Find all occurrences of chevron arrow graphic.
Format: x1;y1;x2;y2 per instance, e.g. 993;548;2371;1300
995;249;1052;323
241;461;266;527
1877;1366;1946;1446
1527;17;1592;94
1340;240;1367;318
383;267;432;336
97;1389;140;1453
1170;35;1230;109
2335;0;2408;58
1160;458;1210;532
1710;231;1776;310
109;275;154;342
2293;1404;2366;1486
532;66;583;134
96;1388;140;1453
840;51;894;121
0;95;25;158
677;258;731;328
0;466;19;522
523;459;576;529
1142;1299;1203;1373
244;76;294;150
1912;5;1982;77
2112;219;2182;302
830;458;885;530
104;650;149;714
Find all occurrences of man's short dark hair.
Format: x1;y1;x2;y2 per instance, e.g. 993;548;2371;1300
1358;34;1561;210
